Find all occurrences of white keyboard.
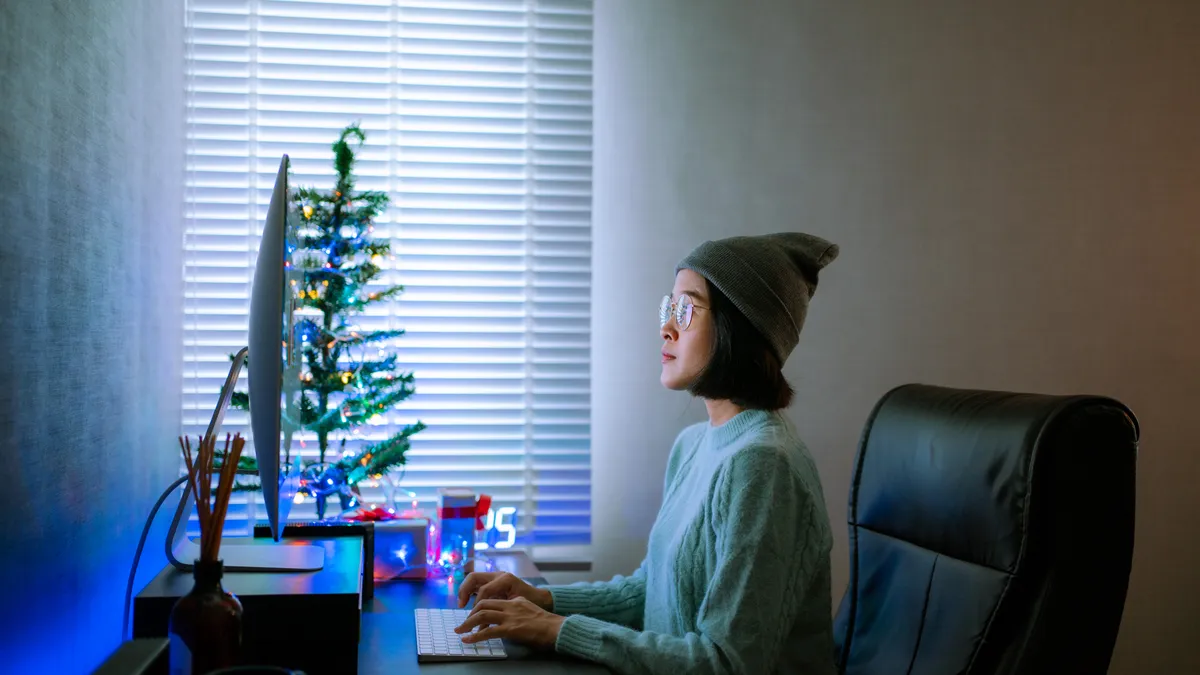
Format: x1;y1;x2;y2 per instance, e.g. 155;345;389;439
415;608;508;662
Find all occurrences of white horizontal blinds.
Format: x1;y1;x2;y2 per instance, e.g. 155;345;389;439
183;0;592;547
392;0;593;547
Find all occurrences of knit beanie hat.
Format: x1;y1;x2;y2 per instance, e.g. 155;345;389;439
675;232;839;364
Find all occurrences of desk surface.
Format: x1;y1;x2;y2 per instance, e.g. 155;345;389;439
361;551;610;675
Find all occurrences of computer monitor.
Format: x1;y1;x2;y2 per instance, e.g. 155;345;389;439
166;155;324;572
249;153;302;542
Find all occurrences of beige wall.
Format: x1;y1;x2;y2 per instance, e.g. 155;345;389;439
587;1;1200;672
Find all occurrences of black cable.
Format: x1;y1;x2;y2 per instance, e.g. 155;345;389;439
122;476;188;641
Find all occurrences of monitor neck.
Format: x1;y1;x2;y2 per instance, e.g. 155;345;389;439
206;346;249;442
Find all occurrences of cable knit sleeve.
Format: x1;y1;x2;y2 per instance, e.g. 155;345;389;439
553;446;821;675
545;562;648;629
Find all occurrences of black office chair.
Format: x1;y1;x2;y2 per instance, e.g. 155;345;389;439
832;383;1138;675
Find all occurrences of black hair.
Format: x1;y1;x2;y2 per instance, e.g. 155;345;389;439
687;280;794;410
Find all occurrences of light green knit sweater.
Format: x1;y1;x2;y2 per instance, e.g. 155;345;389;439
546;409;836;674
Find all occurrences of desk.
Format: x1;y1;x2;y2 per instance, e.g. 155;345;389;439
136;538;608;674
361;551;610;674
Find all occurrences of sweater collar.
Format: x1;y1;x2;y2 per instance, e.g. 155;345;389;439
706;408;776;446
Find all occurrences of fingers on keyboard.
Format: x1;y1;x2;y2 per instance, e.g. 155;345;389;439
415;608;506;661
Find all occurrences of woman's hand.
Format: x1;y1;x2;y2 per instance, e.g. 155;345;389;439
457;571;553;611
454;597;565;649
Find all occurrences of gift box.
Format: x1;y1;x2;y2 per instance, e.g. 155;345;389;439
373;517;429;580
341;505;429;581
434;488;490;567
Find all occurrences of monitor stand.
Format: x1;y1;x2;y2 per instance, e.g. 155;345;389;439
165;477;325;572
166;346;324;572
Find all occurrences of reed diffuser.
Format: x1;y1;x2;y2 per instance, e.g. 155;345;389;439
168;433;246;675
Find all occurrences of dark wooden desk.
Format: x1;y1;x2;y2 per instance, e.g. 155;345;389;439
361;551;610;674
135;537;609;674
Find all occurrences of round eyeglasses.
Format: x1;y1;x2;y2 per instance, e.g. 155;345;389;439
660;293;706;331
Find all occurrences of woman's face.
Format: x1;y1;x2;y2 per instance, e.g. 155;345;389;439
660;269;715;390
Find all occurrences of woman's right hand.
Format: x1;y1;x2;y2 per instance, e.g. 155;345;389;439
457;571;553;612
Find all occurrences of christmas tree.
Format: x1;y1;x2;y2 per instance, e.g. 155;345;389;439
228;123;425;518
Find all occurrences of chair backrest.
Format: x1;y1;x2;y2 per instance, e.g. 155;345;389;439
832;383;1138;675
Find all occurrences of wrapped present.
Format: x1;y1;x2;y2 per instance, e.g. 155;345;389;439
341;505;428;581
434;488;491;567
372;517;429;580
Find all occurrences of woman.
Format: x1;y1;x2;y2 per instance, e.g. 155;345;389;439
454;232;841;674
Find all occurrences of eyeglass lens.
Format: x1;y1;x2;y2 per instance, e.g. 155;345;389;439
659;294;693;330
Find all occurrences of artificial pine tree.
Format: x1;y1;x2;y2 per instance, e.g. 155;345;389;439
229;123;425;518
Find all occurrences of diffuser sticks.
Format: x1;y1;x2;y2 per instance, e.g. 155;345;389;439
178;433;245;562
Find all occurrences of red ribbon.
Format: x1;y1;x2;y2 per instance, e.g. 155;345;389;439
342;506;398;522
438;494;492;530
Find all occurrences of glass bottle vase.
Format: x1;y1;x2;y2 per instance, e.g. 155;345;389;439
168;559;243;674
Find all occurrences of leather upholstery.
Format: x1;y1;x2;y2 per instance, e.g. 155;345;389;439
833;383;1138;675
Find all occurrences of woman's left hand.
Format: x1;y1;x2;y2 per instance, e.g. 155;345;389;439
454;597;565;649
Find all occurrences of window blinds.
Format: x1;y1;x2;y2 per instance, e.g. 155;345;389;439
183;0;592;549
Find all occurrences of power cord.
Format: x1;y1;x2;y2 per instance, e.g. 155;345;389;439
122;476;188;641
